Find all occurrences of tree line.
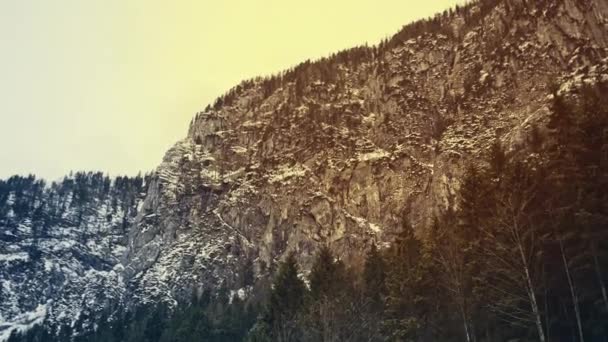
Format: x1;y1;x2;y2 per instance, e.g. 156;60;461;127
0;171;150;232
189;0;506;121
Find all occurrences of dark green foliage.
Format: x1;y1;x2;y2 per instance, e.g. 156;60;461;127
160;302;212;342
241;257;256;288
433;80;608;341
264;253;306;341
249;247;386;342
382;222;440;341
363;242;387;309
308;245;346;300
0;172;150;234
9;295;256;342
489;138;506;176
541;81;608;341
300;247;361;341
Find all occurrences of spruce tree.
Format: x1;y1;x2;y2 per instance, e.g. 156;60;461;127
304;246;354;341
383;222;435;340
363;242;387;309
309;246;344;300
267;253;306;342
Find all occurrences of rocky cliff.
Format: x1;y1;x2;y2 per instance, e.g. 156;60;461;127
2;0;608;338
124;0;608;306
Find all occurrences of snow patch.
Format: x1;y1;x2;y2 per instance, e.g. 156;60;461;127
231;146;248;154
343;212;382;234
357;149;389;162
268;164;308;184
0;253;29;263
0;303;47;342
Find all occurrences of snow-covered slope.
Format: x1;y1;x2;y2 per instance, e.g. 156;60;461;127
0;174;147;338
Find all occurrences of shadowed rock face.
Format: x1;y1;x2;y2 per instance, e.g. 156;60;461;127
2;0;608;336
124;0;608;305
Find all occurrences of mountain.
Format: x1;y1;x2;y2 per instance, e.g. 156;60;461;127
125;0;608;304
2;0;608;340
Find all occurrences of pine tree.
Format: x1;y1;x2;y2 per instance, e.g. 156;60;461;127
309;246;345;300
489;138;506;177
363;242;387;309
359;242;388;341
267;253;306;342
543;81;608;339
383;222;436;340
454;165;498;339
304;246;355;342
7;330;22;342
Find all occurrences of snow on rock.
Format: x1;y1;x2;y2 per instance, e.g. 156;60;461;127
268;164;308;184
357;149;389;162
0;304;47;342
0;253;29;263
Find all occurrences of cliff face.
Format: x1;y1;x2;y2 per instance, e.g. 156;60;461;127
124;0;608;303
2;0;608;337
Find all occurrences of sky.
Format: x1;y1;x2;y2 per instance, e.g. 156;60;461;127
0;0;467;180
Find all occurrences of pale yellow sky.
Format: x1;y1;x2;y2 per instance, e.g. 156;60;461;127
0;0;467;180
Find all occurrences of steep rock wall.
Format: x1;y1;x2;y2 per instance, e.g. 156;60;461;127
122;0;608;303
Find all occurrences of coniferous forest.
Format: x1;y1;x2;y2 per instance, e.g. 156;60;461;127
6;80;608;341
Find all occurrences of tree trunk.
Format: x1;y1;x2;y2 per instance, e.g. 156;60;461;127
517;240;546;342
459;300;472;342
560;238;585;342
544;266;551;340
463;317;472;342
592;243;608;313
